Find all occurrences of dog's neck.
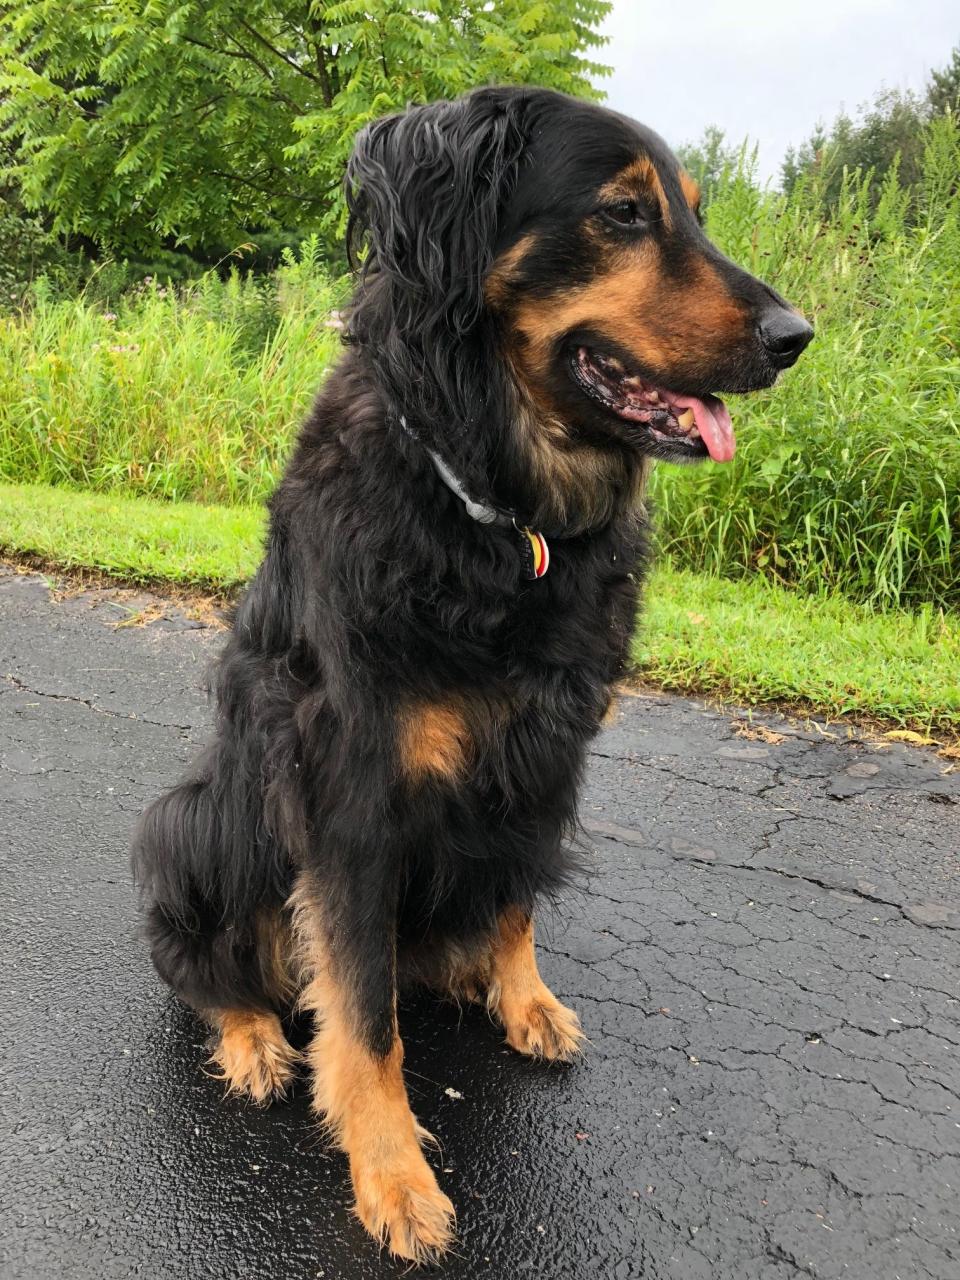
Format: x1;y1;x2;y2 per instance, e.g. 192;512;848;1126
350;313;649;539
392;379;650;542
494;371;652;538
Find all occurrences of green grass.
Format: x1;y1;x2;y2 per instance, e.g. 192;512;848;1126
637;569;959;732
2;481;957;732
0;482;263;591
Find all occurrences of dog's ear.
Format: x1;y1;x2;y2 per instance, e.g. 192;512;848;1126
346;92;527;339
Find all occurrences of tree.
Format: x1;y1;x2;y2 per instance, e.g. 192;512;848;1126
927;44;960;115
780;43;960;202
781;89;929;202
0;0;611;254
675;125;740;206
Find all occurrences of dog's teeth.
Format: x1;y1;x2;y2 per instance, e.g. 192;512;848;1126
677;408;695;429
594;353;625;377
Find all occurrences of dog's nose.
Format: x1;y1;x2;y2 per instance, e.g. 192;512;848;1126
758;308;814;369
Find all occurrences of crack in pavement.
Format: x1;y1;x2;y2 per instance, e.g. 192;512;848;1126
4;671;195;732
583;819;959;929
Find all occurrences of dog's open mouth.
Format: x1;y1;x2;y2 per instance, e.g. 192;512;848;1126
571;347;736;463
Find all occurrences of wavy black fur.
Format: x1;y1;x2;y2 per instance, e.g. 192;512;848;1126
132;85;807;1059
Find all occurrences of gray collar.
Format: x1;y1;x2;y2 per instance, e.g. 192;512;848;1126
398;415;514;528
397;415;549;579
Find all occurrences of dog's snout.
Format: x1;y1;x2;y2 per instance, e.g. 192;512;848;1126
758;306;814;369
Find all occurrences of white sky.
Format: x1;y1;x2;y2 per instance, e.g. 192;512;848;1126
598;0;959;182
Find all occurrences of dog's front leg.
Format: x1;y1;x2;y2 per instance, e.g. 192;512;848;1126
292;872;455;1264
487;907;585;1062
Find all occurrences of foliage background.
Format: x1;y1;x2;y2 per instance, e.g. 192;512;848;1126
0;8;958;617
0;0;609;261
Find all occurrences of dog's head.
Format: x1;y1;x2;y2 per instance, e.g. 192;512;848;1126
346;88;812;526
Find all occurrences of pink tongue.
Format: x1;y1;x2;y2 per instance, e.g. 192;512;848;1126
669;392;735;463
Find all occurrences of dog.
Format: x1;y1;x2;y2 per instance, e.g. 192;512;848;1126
132;85;812;1263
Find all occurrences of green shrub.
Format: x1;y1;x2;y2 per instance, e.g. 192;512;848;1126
0;181;68;302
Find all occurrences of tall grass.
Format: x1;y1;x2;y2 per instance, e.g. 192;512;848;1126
0;237;343;505
652;115;960;609
0;121;958;607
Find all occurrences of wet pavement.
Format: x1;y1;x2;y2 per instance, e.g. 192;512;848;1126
1;564;959;1280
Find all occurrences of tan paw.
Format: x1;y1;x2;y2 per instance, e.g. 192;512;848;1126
502;993;585;1062
209;1009;300;1104
352;1153;456;1264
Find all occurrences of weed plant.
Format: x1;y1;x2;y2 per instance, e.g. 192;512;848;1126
0;236;342;505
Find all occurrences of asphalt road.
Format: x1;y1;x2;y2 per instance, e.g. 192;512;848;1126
2;564;959;1280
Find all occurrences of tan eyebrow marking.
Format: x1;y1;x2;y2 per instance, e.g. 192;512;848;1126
484;232;538;308
679;170;701;212
599;155;672;231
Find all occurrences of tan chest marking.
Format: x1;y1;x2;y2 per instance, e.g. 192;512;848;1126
397;702;472;782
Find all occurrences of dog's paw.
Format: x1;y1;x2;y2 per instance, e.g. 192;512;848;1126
502;992;585;1063
352;1153;456;1264
209;1010;300;1104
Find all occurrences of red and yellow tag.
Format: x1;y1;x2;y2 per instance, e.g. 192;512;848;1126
521;527;550;579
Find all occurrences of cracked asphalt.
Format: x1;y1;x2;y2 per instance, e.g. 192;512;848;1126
2;564;959;1280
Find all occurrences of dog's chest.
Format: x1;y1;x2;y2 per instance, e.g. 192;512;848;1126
506;535;640;679
479;553;640;762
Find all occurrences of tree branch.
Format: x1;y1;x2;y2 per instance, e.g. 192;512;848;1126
208;167;326;204
314;41;334;108
236;18;322;84
221;33;305;113
181;30;305;112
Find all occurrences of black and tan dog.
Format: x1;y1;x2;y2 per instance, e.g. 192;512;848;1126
132;86;812;1262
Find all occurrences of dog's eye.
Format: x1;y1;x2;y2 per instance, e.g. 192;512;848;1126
603;200;645;228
